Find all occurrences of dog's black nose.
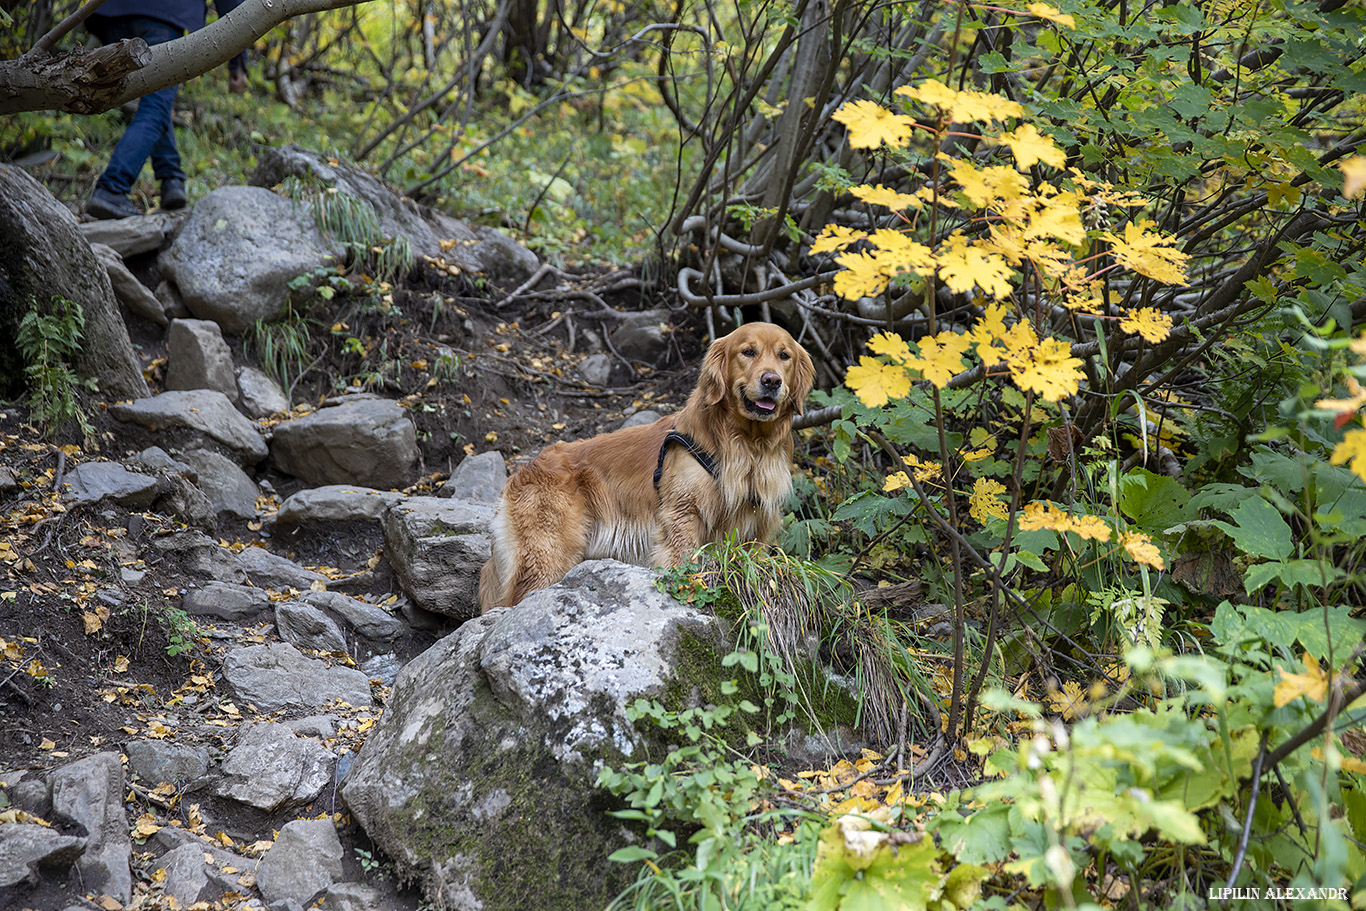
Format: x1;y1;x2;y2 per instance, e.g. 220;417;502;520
760;372;782;393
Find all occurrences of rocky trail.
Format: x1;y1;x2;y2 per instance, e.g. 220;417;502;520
0;147;747;911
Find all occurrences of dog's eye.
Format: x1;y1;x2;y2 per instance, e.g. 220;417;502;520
742;348;757;358
779;350;791;360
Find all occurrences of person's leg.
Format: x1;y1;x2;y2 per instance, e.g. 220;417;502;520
90;17;184;215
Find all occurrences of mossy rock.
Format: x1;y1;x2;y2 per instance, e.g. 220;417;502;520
340;560;731;911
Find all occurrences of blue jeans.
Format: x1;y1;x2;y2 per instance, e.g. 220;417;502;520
90;16;186;194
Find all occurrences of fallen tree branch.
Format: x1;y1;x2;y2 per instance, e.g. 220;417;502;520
1;0;374;115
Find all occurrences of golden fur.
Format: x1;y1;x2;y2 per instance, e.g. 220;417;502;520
478;323;814;611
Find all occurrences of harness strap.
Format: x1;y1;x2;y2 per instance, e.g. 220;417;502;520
653;431;719;488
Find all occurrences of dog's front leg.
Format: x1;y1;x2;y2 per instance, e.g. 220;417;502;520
653;494;708;568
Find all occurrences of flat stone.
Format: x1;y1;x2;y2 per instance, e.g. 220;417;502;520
270;396;418;489
109;390;268;465
124;739;210;785
181;581;270;621
436;450;506;504
215;722;335;812
620;409;664;429
0;823;86;894
221;642;372;713
287;715;338;738
275;599;348;653
381;497;492;620
49;752;130;903
273;485;404;525
165;318;237;398
90;242;168;326
64;462;158;507
234;546;326;591
237;365;290;417
301;590;403;642
254;818;344;907
319;882;387;911
78;213;174;256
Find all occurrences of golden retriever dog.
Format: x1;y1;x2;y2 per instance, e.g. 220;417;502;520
478;323;814;611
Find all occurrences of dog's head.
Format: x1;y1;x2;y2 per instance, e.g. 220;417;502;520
697;323;814;421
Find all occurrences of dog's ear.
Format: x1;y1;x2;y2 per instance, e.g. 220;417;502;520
788;343;815;415
697;334;730;408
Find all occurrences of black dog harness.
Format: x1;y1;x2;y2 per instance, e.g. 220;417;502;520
653;431;719;488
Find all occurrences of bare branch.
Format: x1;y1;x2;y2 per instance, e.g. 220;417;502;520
0;0;374;116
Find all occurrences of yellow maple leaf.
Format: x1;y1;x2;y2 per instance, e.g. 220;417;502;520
1274;653;1329;707
1316;376;1366;415
968;303;1012;358
995;123;1067;170
917;331;972;387
1028;2;1076;27
851;184;922;210
902;454;943;482
1009;335;1083;402
832;99;915;149
1103;220;1190;285
1329;428;1366;484
1048;680;1088;720
1119;307;1174;343
1018;501;1072;532
846;357;911;407
867;230;936;277
1071;515;1113;541
833;251;891;299
1026;190;1086;244
1341;156;1366;200
884;471;911;492
867;332;914;364
1118;530;1165;569
938;234;1014;298
896;80;1027;123
949;160;1029;210
809;225;868;256
1018;502;1112;541
969;477;1009;523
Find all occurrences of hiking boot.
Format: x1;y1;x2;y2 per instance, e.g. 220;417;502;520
86;187;140;220
160;178;187;211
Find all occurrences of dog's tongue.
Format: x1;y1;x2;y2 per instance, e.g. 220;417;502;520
755;398;777;412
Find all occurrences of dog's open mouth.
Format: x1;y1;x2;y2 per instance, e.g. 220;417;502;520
743;392;779;417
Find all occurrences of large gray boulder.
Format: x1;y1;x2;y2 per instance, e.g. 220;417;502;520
271;396;419;488
109;390;268;465
250;144;538;286
158;185;344;335
0;164;148;401
381;497;492;620
341;560;728;911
